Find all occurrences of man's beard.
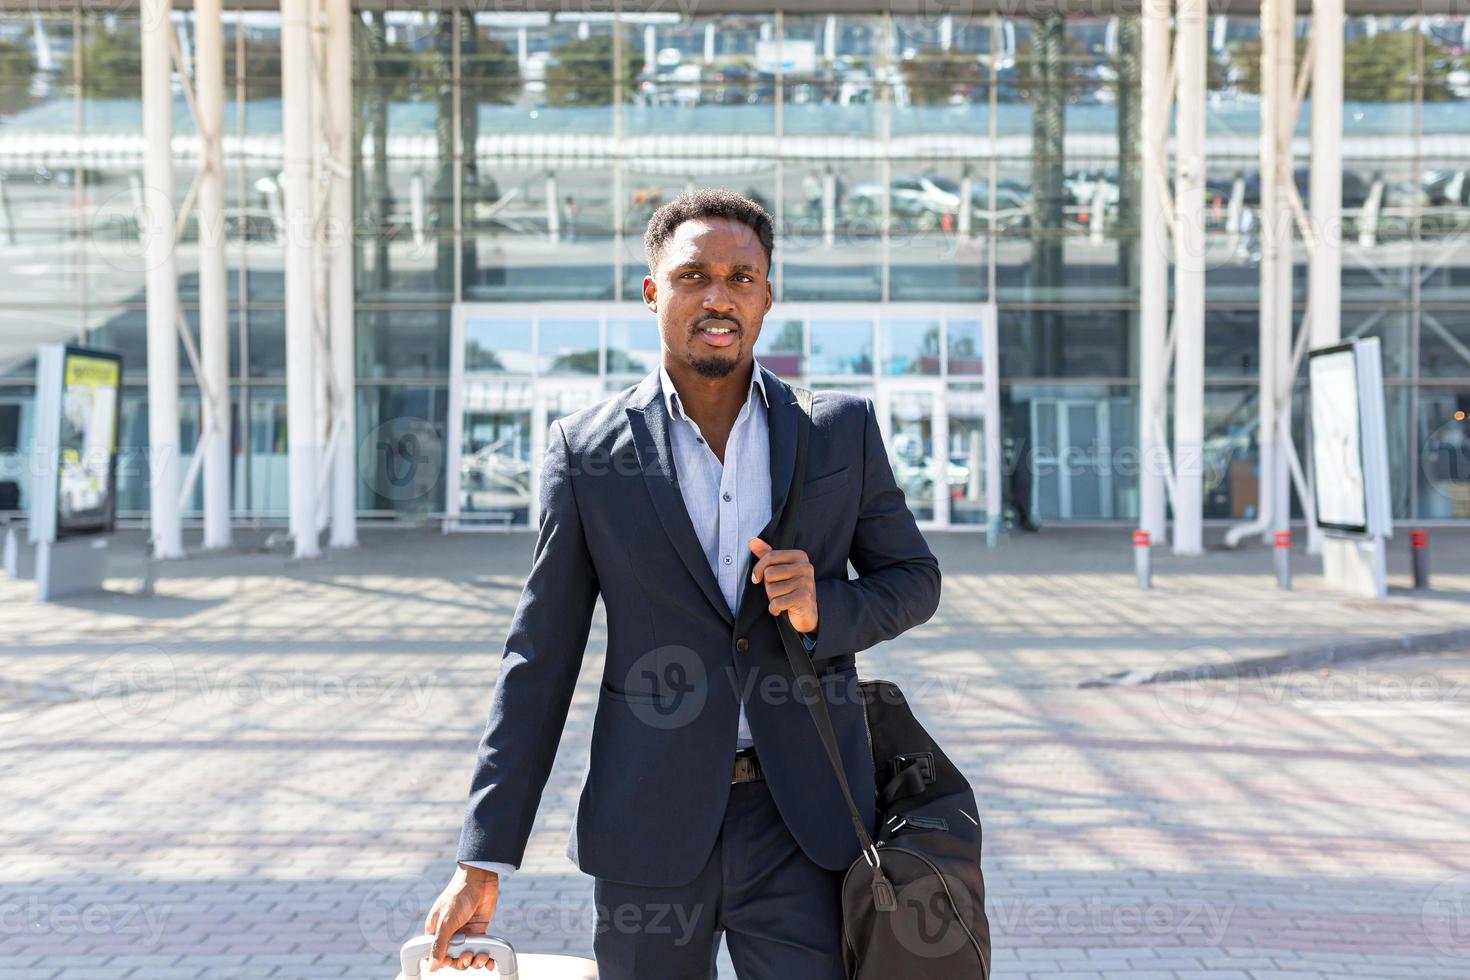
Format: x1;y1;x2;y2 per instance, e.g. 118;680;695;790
688;352;739;379
686;325;742;378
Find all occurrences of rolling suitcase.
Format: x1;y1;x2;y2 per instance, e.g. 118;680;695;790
397;934;597;979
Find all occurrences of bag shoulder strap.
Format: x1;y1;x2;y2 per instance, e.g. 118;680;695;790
774;387;876;858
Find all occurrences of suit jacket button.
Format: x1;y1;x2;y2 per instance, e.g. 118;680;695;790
735;637;749;653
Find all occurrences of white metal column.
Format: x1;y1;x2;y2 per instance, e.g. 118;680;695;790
196;0;231;550
143;0;183;560
1266;0;1296;540
1310;0;1343;352
1172;0;1206;556
983;307;1002;543
1138;0;1170;543
1309;0;1343;555
282;0;319;558
327;0;357;548
1226;0;1296;548
310;2;331;537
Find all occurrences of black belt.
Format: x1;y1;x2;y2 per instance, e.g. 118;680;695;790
732;746;764;784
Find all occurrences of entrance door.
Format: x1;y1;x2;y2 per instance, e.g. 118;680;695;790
1029;397;1114;520
449;306;606;530
877;381;948;526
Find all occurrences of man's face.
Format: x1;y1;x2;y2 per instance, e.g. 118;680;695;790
644;216;771;379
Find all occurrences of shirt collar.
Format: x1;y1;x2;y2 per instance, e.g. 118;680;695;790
659;356;769;422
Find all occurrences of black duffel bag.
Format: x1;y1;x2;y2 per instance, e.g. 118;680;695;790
778;388;991;979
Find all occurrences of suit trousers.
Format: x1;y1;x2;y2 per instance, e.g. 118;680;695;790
591;775;847;980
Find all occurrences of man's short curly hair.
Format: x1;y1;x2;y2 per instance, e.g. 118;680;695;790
643;188;774;279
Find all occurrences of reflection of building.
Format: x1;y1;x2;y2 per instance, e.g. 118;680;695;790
0;6;1467;531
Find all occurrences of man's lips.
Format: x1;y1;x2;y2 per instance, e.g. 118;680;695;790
695;323;738;348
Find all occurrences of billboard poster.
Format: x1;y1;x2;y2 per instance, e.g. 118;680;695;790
1308;343;1368;534
55;347;122;538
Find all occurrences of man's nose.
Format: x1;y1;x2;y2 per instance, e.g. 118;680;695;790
702;289;736;316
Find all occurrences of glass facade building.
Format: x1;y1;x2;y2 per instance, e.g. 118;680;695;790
0;5;1467;528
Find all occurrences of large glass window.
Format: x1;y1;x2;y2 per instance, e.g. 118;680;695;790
999;307;1134;379
755;320;804;378
1;7;1462;525
624;14;775;136
810;319;874;376
947;383;989;526
1418;386;1470;519
539;320;600;375
465;319;534;374
1005;383;1137;523
242;387;288;517
885;166;991;302
456;381;532;527
358;308;453;379
780;15;885;139
607;318;662;378
948;319;986;375
880;319;941;376
450;304;996;527
884;388;939;522
780;163;882;302
359;385;450;518
1421;309;1470;380
0;386;35;513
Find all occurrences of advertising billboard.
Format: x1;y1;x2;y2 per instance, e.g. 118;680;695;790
54;347;123;538
1308;338;1390;539
1307;343;1367;533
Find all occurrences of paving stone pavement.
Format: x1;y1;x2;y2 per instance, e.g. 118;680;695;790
1;526;1468;979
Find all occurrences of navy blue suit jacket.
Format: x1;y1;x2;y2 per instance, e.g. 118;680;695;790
457;364;941;887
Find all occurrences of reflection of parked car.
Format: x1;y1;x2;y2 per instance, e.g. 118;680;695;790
460;438;531;513
1235;166;1428;240
889;175;957;230
847;174;1032;232
847;176;946;229
835;68;873;105
635;60;704;107
1240;167;1373;209
710;64;753;104
1071;64;1118;104
1424;169;1470;207
90;206;281;242
994;66;1025;102
1063;170;1120;228
747;71;777;104
892;450;971;505
1418;169;1470;239
669;63;702;107
970;180;1033;232
3;165;106;187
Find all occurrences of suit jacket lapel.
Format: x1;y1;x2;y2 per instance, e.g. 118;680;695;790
736;366;801;635
627;373;735;628
759;367;800;547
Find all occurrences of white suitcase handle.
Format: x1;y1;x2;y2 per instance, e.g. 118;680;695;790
399;933;518;979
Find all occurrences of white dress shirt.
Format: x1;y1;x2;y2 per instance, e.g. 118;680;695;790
660;357;771;749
